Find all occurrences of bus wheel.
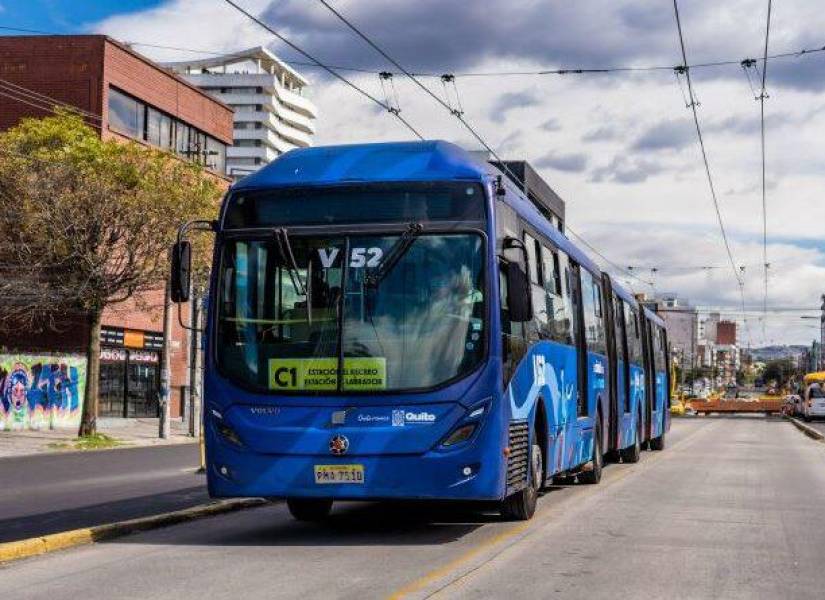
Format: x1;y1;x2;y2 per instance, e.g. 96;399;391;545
620;418;642;463
650;432;665;451
287;498;333;521
500;438;542;521
578;418;603;484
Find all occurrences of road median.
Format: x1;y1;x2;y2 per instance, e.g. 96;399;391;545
784;415;825;441
0;497;267;565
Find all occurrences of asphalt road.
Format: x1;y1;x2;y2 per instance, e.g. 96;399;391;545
0;443;205;542
5;416;825;599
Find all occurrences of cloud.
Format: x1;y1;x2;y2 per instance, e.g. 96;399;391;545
582;125;620;142
488;91;540;122
540;118;562;131
535;152;588;172
590;155;666;183
631;119;694;152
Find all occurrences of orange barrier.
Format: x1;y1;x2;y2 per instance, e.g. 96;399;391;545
687;398;783;414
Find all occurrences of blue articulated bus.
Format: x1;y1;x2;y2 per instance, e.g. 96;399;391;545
170;140;671;521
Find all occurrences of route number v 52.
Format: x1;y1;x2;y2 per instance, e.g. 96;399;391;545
318;247;384;268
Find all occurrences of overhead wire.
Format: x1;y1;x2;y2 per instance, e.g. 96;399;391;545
671;0;750;346
311;0;648;290
0;77;104;123
0;88;103;131
759;0;773;341
0;24;823;79
217;0;424;140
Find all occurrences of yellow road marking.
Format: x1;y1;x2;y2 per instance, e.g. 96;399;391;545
388;419;716;599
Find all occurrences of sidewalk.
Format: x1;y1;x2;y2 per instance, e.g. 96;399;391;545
0;418;196;458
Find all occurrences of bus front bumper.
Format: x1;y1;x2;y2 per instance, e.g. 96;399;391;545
206;437;505;502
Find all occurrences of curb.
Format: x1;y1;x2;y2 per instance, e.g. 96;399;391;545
784;415;825;441
0;439;198;462
0;498;268;565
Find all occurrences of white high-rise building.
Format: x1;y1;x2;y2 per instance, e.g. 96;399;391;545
165;47;317;179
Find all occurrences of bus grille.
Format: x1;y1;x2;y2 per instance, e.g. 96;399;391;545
507;420;530;491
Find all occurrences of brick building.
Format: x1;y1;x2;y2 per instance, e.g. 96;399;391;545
0;35;233;423
716;321;737;346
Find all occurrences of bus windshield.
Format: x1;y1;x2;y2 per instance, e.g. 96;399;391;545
216;232;486;393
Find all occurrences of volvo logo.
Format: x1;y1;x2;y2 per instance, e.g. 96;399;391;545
329;435;350;456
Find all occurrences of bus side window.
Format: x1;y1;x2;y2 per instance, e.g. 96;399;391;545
614;296;631;412
625;305;642;367
499;259;527;385
580;270;607;355
523;232;541;285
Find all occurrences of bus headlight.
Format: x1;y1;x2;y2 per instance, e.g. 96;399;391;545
438;398;490;448
216;421;243;447
441;424;477;447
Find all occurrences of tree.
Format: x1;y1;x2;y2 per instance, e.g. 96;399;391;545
0;111;220;435
762;359;796;389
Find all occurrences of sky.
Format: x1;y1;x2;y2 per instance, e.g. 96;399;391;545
3;0;825;346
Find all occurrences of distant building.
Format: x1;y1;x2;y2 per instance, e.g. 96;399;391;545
655;294;698;373
716;321;737;345
165;47;318;179
492;160;566;231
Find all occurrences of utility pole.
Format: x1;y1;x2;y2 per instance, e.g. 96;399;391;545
820;294;825;371
159;279;173;439
189;290;203;439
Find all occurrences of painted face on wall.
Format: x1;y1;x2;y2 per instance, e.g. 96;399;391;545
5;365;29;411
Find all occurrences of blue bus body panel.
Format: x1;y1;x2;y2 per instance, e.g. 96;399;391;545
229;141;488;193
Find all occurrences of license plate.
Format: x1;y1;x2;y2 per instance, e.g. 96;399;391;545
314;464;365;484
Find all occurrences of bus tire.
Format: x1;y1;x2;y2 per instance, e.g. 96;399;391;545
500;438;542;521
620;417;642;463
650;431;665;451
287;498;333;521
578;417;603;485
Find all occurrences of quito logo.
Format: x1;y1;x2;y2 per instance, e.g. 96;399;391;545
329;435;350;456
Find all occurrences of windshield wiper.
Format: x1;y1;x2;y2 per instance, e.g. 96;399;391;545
274;227;312;324
274;227;306;295
365;222;423;288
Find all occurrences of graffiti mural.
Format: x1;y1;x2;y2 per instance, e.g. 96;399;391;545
0;354;87;430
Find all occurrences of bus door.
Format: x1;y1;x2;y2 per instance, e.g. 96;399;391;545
641;316;655;443
662;328;672;434
601;274;619;454
613;295;630;449
566;262;590;467
568;262;587;420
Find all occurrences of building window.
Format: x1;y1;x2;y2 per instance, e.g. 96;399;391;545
206;136;226;174
108;87;145;139
146;107;173;150
107;87;227;174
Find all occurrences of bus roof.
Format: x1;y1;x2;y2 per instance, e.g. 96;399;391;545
488;162;603;276
643;306;665;327
230;139;620;288
611;279;639;308
231;140;489;191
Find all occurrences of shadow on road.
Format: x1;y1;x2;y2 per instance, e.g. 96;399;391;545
0;486;208;543
104;480;582;548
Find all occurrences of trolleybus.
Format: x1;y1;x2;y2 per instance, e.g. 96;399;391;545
170;141;670;520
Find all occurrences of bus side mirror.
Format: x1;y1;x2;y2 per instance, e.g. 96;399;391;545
506;261;533;322
170;240;192;303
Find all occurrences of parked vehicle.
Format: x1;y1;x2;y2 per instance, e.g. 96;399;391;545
803;384;825;421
